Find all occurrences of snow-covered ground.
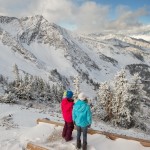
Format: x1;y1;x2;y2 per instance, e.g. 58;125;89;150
0;103;150;150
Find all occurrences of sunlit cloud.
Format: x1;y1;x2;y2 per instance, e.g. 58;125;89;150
0;0;149;33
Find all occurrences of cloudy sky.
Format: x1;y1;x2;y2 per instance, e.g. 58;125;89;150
0;0;150;33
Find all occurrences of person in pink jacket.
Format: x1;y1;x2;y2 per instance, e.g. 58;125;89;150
61;90;74;141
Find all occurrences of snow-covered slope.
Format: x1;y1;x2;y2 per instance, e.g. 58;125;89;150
0;103;150;150
0;15;150;95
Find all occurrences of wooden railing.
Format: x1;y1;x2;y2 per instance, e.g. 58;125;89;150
26;118;150;150
37;118;150;147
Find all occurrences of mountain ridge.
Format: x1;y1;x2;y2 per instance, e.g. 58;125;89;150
0;15;150;95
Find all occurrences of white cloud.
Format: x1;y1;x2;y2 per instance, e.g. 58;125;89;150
107;5;149;30
0;0;149;33
0;0;32;16
74;1;110;33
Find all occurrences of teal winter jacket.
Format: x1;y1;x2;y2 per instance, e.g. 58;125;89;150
73;100;92;127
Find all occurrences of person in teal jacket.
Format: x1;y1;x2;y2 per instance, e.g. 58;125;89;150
73;92;92;150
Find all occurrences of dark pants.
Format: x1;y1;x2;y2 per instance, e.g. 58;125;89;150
76;125;88;144
62;121;74;141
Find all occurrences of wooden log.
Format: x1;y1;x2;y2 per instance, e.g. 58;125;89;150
37;118;150;147
26;142;48;150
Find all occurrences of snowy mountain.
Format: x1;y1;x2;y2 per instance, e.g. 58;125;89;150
0;15;150;96
0;15;150;150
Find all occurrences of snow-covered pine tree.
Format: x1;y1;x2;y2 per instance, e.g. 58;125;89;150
118;84;132;128
73;75;81;99
1;92;16;103
51;84;57;102
115;73;146;128
23;76;34;100
57;85;64;102
0;75;8;94
13;74;29;100
24;73;30;86
128;73;145;116
0;74;8;84
54;86;60;102
112;69;132;128
98;82;113;121
43;83;51;101
13;64;20;82
33;77;45;101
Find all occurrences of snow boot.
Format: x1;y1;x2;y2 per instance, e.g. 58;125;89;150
76;139;81;149
82;142;87;150
65;136;73;142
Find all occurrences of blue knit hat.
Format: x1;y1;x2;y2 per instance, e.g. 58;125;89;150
66;90;73;98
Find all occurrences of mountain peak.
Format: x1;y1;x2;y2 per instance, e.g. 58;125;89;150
0;16;18;23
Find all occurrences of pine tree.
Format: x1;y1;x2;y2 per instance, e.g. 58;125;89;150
1;92;16;103
51;84;56;102
13;64;20;82
112;69;132;127
117;84;132;128
128;73;145;115
114;73;145;128
24;73;29;86
57;85;64;102
98;82;113;121
73;75;81;99
43;83;51;101
0;75;8;94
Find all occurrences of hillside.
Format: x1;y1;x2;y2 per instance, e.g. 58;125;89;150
0;15;150;96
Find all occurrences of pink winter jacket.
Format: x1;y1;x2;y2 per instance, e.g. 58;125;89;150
61;98;74;122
